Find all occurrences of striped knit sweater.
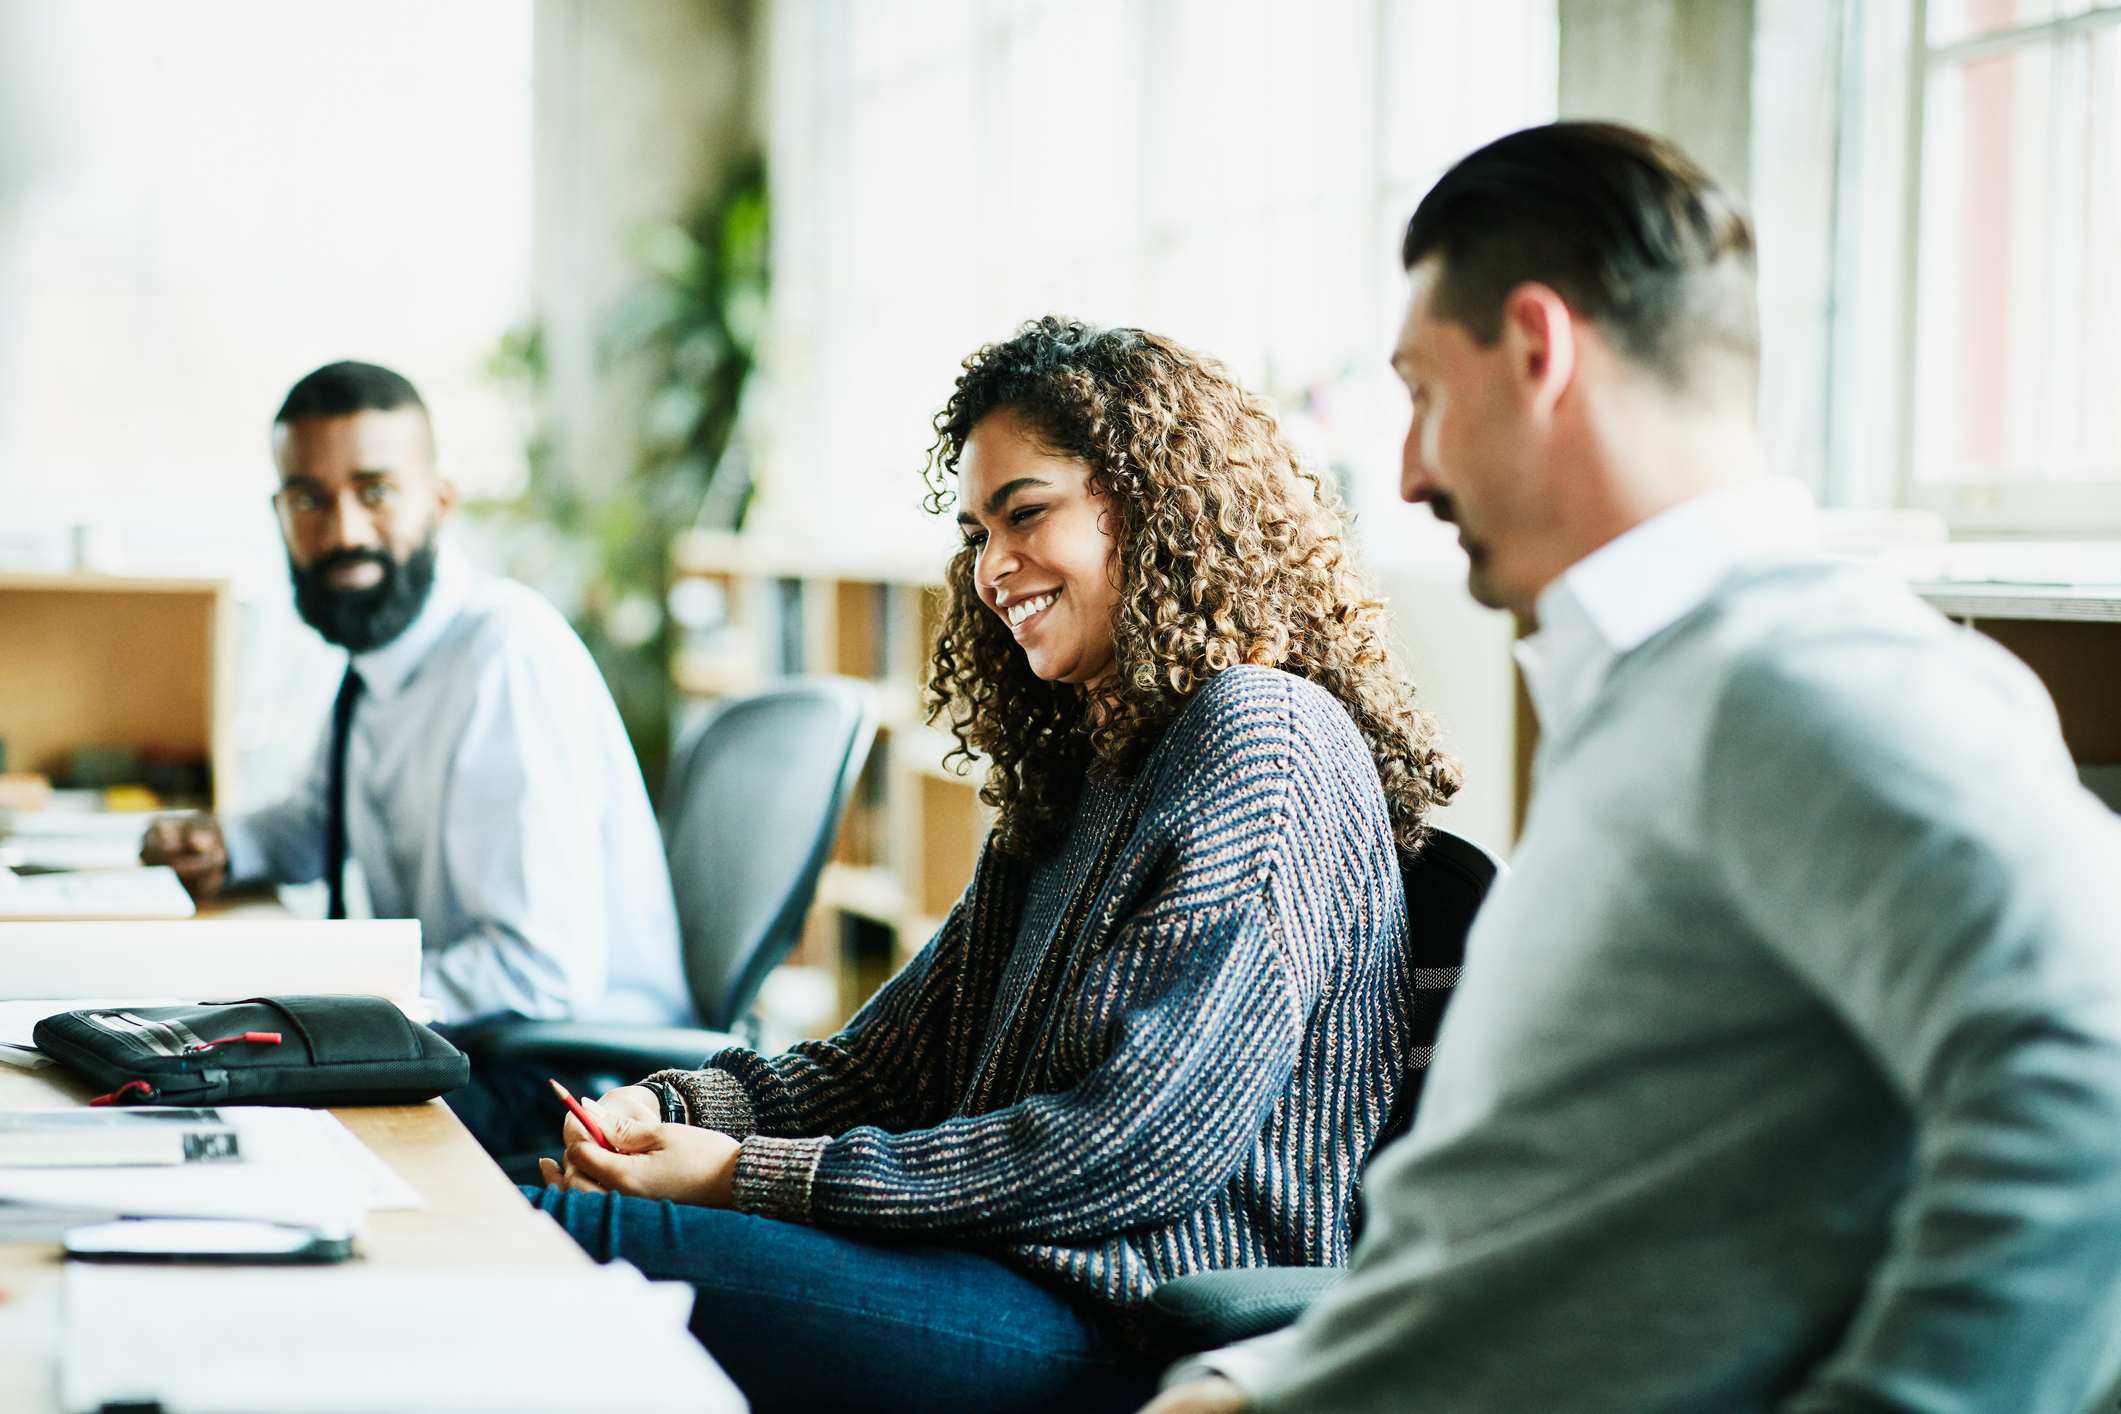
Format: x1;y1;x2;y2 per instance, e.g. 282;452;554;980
650;665;1417;1335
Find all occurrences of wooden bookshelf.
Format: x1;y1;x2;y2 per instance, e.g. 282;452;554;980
0;573;237;808
1911;580;2121;773
670;531;993;1028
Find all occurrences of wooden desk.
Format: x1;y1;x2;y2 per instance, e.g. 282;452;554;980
196;887;299;920
0;1063;589;1410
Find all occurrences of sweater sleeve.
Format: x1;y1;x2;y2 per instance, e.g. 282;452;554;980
733;889;1312;1241
1701;634;2121;1414
647;887;977;1142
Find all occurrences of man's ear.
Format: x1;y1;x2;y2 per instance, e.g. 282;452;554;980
431;475;460;522
1499;281;1577;420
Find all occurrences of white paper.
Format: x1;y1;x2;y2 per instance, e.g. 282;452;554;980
0;1043;55;1071
0;866;196;919
0;837;146;872
0;1163;365;1236
218;1106;423;1211
0;1108;421;1237
0;920;422;1002
60;1263;747;1413
0;804;166;839
0;1281;62;1409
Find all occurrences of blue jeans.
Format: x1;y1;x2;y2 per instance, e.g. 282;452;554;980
525;1187;1160;1413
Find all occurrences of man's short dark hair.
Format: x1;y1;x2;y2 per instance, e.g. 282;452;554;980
1401;122;1758;388
274;360;428;426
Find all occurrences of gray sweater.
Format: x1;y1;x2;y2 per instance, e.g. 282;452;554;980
1198;562;2121;1411
653;665;1427;1339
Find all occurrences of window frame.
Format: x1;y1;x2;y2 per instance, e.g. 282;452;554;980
1843;0;2121;536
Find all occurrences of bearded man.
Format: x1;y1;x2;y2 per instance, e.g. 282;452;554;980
144;361;690;1150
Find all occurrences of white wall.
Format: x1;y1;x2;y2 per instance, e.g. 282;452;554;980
532;0;759;500
1375;560;1519;856
1557;0;1846;493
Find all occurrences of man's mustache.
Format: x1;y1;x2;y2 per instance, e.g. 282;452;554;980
303;549;394;587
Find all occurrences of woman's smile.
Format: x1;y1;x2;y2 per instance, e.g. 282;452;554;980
1003;588;1060;635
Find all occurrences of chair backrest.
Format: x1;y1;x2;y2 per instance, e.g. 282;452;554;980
1373;825;1504;1153
660;677;879;1032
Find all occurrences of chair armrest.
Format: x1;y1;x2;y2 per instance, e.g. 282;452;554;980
448;1020;742;1082
1145;1266;1346;1351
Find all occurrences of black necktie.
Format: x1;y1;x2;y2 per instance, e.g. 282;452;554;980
324;665;364;921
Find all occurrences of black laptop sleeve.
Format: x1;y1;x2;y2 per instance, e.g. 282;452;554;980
32;996;468;1107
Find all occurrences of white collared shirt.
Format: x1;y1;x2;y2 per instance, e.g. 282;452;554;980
1512;477;1821;738
224;547;691;1026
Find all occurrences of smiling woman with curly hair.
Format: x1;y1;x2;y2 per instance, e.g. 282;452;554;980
924;315;1460;855
530;316;1464;1414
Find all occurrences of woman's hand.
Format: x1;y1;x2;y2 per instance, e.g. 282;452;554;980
589;1084;662;1129
536;1085;662;1193
540;1108;741;1208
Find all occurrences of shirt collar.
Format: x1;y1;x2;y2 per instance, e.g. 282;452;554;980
350;542;470;700
1512;477;1819;734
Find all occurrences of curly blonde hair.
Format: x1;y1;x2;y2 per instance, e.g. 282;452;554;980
922;316;1461;857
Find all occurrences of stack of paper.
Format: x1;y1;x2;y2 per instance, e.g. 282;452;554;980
0;1108;239;1167
0;1163;361;1241
60;1263;746;1412
0;920;422;1003
0;864;196;920
0;805;162;873
0;1106;420;1240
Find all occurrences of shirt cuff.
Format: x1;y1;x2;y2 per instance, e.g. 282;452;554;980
730;1134;827;1222
1161;1329;1297;1405
218;814;267;885
645;1067;757;1139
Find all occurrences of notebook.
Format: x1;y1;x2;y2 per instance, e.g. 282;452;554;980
0;1107;239;1167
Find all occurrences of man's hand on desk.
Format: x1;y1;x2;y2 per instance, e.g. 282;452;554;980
538;1086;741;1208
1140;1376;1248;1414
140;812;228;901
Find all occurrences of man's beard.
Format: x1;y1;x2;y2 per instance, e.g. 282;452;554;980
288;537;439;652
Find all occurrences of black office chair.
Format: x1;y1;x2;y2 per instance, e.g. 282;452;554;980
1144;825;1504;1351
454;677;879;1136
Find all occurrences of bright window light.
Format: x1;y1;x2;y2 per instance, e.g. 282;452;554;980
761;0;1557;560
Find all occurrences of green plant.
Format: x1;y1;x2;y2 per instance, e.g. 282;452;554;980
483;156;768;791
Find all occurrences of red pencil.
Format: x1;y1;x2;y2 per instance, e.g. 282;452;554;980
549;1078;617;1152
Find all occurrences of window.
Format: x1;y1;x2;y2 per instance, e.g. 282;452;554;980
760;0;1557;557
0;0;533;575
0;0;534;808
1837;0;2121;533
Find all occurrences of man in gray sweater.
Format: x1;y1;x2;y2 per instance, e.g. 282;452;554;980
1148;122;2121;1413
